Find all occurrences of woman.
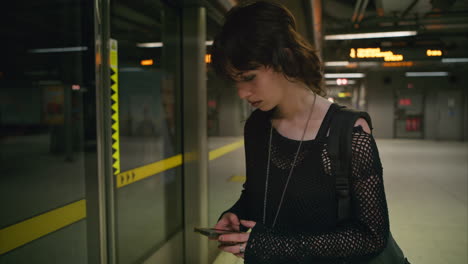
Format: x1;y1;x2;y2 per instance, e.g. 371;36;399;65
211;1;389;263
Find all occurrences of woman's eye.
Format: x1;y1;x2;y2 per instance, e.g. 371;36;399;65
242;75;255;81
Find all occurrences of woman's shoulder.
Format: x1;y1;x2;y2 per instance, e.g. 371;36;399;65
354;118;371;134
330;102;372;134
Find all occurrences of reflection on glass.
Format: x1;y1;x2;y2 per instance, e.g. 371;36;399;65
111;1;183;263
0;1;94;263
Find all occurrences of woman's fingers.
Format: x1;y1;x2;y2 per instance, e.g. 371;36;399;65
214;222;227;230
215;213;240;231
215;223;239;232
227;213;240;231
219;232;249;243
240;219;256;229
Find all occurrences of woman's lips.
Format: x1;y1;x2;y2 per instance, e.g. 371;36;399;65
250;100;262;107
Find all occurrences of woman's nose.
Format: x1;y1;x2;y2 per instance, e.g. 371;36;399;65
236;84;252;99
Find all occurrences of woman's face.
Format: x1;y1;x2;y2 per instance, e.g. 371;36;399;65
233;66;289;111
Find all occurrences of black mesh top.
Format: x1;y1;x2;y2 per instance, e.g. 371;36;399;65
222;104;390;264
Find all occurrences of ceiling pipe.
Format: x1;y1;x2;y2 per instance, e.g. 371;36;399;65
310;0;323;60
357;0;370;23
351;0;363;23
401;0;420;18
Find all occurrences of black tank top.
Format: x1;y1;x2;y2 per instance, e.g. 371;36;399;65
246;103;340;232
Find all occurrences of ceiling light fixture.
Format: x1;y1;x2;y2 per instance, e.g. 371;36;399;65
137;40;214;48
324;61;350;67
29;46;88;53
405;72;449;77
441;58;468;63
325;31;417;40
324;73;365;78
325;79;356;85
137;42;163;48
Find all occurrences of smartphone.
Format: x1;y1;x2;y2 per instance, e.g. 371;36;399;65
193;227;240;239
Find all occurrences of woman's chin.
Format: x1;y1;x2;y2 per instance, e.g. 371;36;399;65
256;104;266;111
257;105;275;112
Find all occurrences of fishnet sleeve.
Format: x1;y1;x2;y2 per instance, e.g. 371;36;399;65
244;127;390;264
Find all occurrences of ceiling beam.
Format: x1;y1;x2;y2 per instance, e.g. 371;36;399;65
306;0;323;59
351;0;363;23
401;0;420;18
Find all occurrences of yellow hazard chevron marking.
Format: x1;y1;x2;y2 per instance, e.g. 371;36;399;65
228;175;246;182
110;39;120;175
209;140;244;161
0;200;86;255
117;154;183;188
117;139;244;188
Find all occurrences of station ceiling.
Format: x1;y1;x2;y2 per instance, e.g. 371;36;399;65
213;0;468;71
1;0;467;80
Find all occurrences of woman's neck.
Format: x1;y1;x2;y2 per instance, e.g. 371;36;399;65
273;85;317;122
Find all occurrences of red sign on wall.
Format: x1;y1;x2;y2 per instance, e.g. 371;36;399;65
399;98;412;106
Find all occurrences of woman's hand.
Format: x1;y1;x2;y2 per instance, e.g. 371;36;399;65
209;212;240;242
214;212;241;232
218;220;256;258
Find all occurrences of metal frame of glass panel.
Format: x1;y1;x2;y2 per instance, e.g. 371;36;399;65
93;0;114;263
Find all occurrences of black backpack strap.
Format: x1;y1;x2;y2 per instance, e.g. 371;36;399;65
327;106;373;222
315;103;340;141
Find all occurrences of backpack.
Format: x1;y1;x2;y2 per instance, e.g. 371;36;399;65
327;106;409;264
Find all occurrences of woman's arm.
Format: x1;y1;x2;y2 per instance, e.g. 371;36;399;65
216;110;262;227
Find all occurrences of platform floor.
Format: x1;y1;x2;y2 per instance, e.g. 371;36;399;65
208;138;468;264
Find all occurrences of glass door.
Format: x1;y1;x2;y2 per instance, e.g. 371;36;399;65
109;1;184;263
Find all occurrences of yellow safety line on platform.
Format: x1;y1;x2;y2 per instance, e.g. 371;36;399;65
117;139;244;188
0;199;86;255
209;140;244;161
228;175;246;182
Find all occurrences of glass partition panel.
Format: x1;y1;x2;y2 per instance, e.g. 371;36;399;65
0;1;96;263
110;0;183;263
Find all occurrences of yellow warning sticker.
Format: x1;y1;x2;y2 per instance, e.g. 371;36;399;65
110;39;120;175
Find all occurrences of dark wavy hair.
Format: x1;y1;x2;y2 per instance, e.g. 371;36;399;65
211;0;325;96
